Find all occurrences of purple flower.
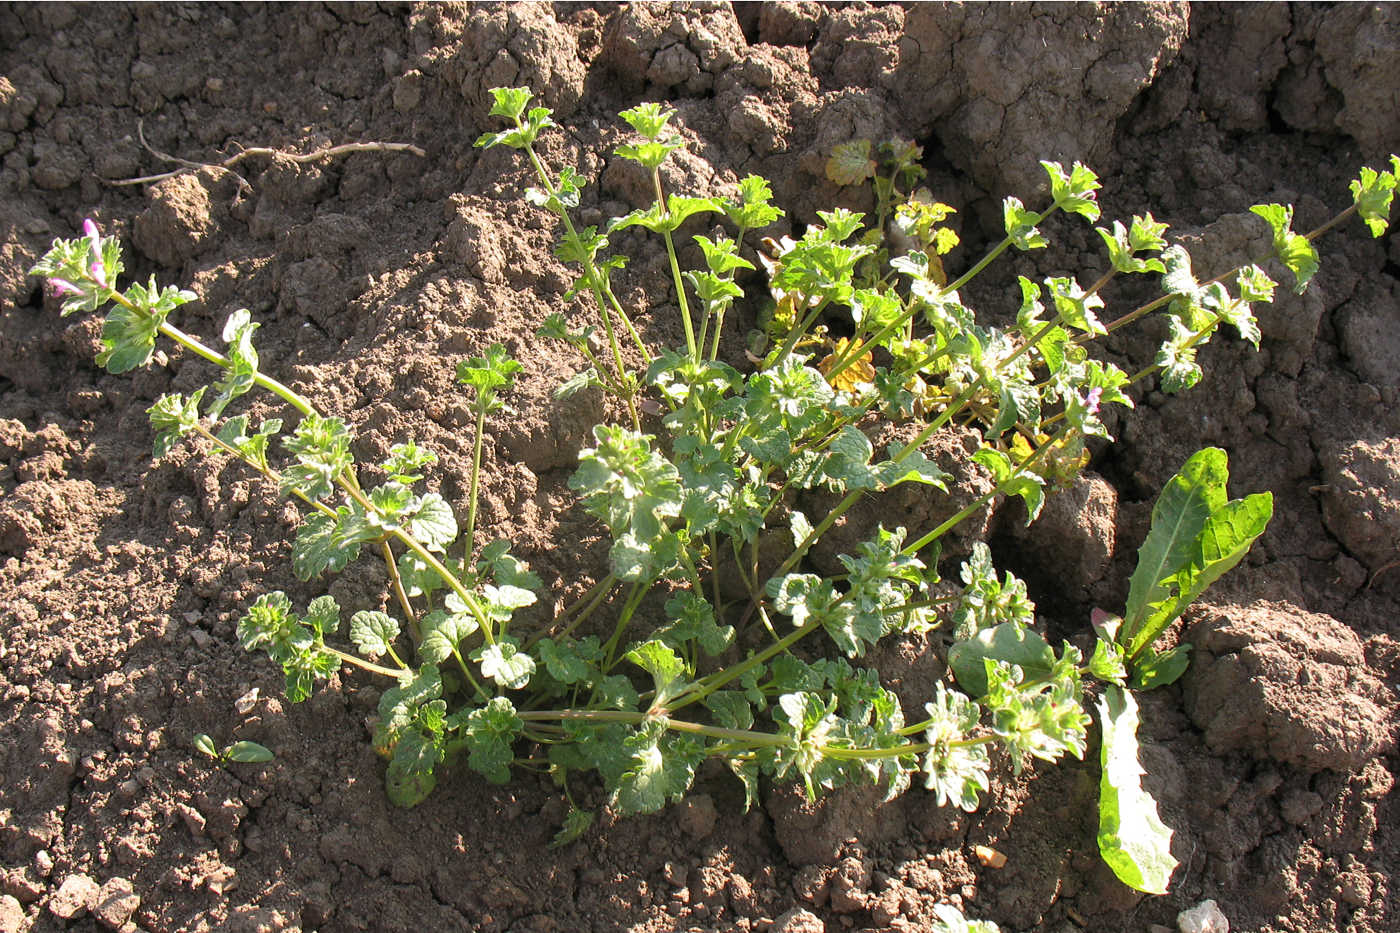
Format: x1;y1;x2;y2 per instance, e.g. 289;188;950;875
1084;386;1103;415
82;218;104;274
47;277;81;297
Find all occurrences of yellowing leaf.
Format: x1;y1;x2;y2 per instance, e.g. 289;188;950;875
827;140;877;187
819;339;875;393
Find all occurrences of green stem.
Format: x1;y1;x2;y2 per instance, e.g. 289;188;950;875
601;580;649;669
902;425;1070;555
326;646;402;679
769;297;830;367
464;401;488;560
523;574;619;652
134;301;313;417
381;540;420;643
517;708;944;761
452;647;491;702
668;616;824;713
521;140;644;430
652;167;702;365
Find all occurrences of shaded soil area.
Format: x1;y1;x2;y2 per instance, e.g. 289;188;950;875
2;3;1399;932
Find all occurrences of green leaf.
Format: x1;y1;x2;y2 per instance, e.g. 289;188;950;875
1088;637;1128;686
724;175;784;231
193;734;219;759
1045;276;1106;335
1121;448;1273;661
476;103;555;151
988;380;1041;438
474;639;536;690
551;807;595;848
614;138;684;170
827;139;877;186
1096;219;1166;275
96;304;161;373
820;425;878;492
216;415;281;472
226;741;275;764
705;692;755;731
1349;160;1398;237
1236;264;1277;305
626;640;692;709
280;414;353;501
385;757;436;807
381;441;437;485
609;197;723;235
1123;447;1223;631
1211;291;1261;351
303;594;340;640
149;388;207;459
612;721;703;815
921;684;990;812
1155;314;1202;394
871;444;950;491
592;673;640;711
206;309;260;419
486;86;532;121
401;493;458;552
618;101;675;139
455;343;522;411
948;622;1055;697
973;447;1045;523
463;696;522;784
694;234;754;275
1096;686;1177;894
952;542;1035;638
349;610;400;659
1129;644;1191;690
418;607;478;664
1042;160;1101;221
1003;197;1047;250
1250;203;1319;293
660;591;734;657
537;636;599;685
291;507;370;580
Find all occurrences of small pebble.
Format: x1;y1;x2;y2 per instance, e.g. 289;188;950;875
1178;899;1229;933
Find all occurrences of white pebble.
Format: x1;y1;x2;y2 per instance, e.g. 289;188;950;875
1178;899;1229;933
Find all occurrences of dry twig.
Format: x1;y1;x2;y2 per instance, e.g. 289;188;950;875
107;119;425;191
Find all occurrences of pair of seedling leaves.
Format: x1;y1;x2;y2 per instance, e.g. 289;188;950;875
946;447;1272;893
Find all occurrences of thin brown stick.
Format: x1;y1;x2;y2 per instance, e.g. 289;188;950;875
107;119;425;190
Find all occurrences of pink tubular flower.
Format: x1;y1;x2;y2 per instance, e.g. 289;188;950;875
48;277;81;297
83;218;104;276
1084;386;1103;415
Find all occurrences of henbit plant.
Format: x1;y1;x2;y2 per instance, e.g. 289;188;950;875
32;90;1396;903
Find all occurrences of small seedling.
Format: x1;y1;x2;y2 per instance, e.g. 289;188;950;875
193;733;275;766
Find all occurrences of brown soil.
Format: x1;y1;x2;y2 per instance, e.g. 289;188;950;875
2;3;1398;932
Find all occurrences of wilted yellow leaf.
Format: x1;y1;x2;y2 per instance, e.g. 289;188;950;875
827;140;877;187
820;338;875;393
